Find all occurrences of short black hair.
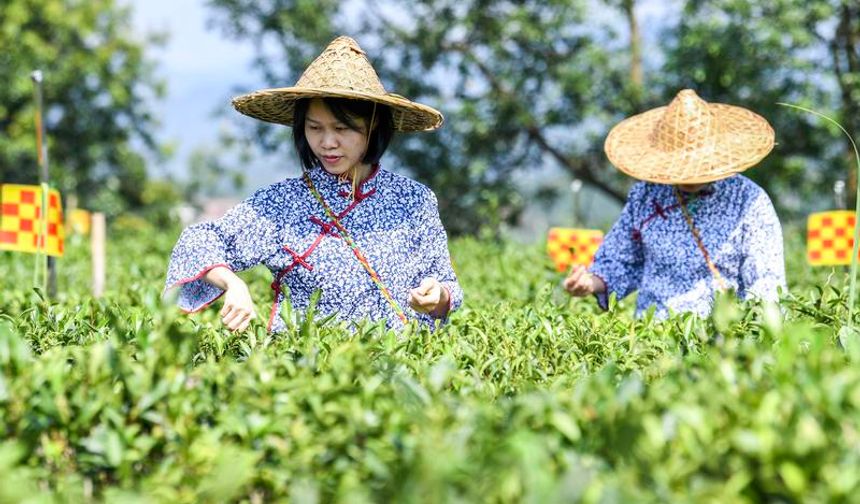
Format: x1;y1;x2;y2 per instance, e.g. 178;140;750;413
292;97;394;171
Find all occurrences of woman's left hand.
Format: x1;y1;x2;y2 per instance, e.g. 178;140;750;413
408;277;450;316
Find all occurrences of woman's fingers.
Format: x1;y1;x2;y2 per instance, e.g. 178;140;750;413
409;279;442;313
563;265;593;297
418;277;435;295
219;280;256;332
409;288;436;309
424;287;441;306
221;305;240;325
563;265;583;291
221;304;255;332
229;311;253;332
227;311;253;332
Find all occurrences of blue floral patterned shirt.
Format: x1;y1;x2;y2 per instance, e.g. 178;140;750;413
164;165;463;332
589;175;785;318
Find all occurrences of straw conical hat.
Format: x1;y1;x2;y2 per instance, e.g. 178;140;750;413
604;89;775;184
232;36;443;132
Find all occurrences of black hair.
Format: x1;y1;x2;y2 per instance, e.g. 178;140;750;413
292;97;394;171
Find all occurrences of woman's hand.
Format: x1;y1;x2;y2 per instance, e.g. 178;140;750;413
408;277;450;317
204;266;256;332
219;281;256;332
563;265;606;297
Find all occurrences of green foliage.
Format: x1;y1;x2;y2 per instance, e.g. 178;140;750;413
663;0;860;217
1;225;859;501
206;0;860;233
139;179;186;229
0;0;166;216
777;102;860;335
206;0;635;235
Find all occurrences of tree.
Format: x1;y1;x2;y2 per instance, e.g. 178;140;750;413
0;0;166;216
661;0;860;216
206;0;860;233
207;0;648;234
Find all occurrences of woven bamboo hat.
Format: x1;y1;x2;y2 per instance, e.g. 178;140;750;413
604;89;775;184
231;36;443;132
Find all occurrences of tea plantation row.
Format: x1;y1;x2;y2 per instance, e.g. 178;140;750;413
1;226;858;502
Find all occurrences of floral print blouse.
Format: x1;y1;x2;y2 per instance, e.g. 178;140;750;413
589;175;785;318
164;165;463;332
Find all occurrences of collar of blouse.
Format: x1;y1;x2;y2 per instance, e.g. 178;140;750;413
306;163;382;201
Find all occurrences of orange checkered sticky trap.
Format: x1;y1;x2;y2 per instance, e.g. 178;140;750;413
68;208;91;235
546;227;604;272
807;210;857;266
0;184;64;257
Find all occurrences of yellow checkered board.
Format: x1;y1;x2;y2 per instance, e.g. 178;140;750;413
0;184;64;257
68;208;91;235
547;227;603;272
807;210;856;266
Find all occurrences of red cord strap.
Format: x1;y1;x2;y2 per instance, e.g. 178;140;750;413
304;171;409;324
674;187;728;292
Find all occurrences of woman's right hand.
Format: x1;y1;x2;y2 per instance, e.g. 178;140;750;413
563;264;606;297
204;266;256;332
219;281;256;332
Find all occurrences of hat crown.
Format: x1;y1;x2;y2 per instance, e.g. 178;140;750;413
294;36;387;95
651;89;724;152
231;35;444;132
603;88;774;184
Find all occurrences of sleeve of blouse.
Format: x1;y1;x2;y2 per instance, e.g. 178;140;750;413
412;188;463;325
588;183;646;310
163;186;282;312
738;190;786;303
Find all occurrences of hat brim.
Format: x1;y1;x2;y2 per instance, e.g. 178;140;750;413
604;103;775;184
231;86;444;133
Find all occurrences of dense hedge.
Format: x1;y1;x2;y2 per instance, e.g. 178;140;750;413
1;225;858;502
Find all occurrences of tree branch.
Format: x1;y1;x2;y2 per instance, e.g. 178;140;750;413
524;126;626;201
446;40;625;202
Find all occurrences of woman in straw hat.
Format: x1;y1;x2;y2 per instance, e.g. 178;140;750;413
563;89;786;318
164;36;462;332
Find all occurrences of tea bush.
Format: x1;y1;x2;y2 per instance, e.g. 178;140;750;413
1;222;858;503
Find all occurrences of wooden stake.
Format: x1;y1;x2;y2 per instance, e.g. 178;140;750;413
91;212;106;298
31;70;57;297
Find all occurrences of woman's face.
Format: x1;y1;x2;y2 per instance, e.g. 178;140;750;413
304;98;369;177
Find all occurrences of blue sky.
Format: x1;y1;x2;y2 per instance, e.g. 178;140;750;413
129;0;283;189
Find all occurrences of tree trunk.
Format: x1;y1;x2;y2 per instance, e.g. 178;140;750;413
832;2;860;207
623;0;643;92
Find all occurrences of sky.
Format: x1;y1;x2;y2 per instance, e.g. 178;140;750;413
128;0;283;190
